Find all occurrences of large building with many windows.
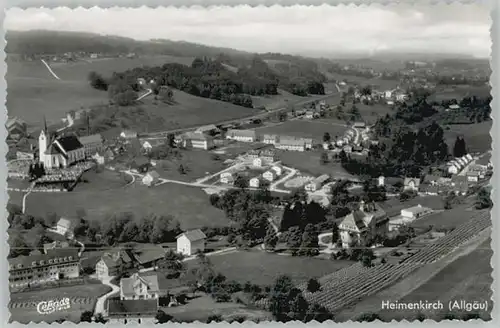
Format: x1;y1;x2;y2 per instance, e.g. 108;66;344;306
8;249;80;289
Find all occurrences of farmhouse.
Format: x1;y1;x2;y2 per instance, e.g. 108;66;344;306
141;139;164;153
54;217;77;239
176;229;207;256
178;132;214;150
8;249;80;289
305;174;330;192
378;176;385;186
275;136;312;152
128;244;166;269
247;150;260;159
250;177;260;188
389;205;433;231
263;170;277;182
39;129;86;169
271;165;283;176
106;299;158;324
142;171;160;186
120;272;168;301
226;129;257;142
79;134;104;157
253;158;263;167
339;201;388;249
403;177;420;191
96;250;133;279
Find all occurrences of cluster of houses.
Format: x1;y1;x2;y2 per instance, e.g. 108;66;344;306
445;154;474;175
380;174;473;197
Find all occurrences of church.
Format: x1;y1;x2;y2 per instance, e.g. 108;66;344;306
39;128;86;169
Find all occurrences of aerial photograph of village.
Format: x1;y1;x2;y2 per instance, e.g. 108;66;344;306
4;4;493;324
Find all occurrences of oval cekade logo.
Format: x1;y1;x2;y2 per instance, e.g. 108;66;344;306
36;298;71;315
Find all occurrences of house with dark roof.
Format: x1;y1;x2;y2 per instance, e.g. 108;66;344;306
8;249;80;289
96;250;133;279
129;244;166;269
43;240;70;254
176;229;207;256
107;299;158;324
338;201;388;249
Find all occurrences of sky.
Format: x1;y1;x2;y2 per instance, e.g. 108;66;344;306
4;4;492;58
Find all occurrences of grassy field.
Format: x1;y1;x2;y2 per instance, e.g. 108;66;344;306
443;121;492;154
72;169;132;192
356;103;394;125
256;119;347;141
379;195;445;218
7;73;109;126
49;55;194;81
188;250;354;286
24;180;231;230
429;84;491;102
160;293;272;322
377;239;493;321
9;281;111;324
278;150;356;179
410;207;488;230
251;89;306;110
155;149;227;182
134;92;259;132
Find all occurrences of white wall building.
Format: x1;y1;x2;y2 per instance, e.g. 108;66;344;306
176;229;207;256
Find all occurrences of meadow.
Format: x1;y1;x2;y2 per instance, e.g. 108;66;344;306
188;250;354;286
443;121;492;154
24;178;231;230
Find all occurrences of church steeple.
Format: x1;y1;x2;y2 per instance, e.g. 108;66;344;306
43;115;48;134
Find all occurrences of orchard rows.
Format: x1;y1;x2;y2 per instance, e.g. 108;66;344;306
299;210;491;313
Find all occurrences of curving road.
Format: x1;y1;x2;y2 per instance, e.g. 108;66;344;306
94;276;119;316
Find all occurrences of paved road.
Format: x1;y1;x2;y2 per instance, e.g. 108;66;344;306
41;59;61;80
94;276;120;316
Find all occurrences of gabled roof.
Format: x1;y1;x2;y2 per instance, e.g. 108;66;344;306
130;244;165;265
227;129;256;139
183;131;212;141
54;135;83;153
145;171;160;179
404;177;420;186
176;229;206;242
107;299;158;316
44;143;62;155
79;134;103;145
120;272;164;297
6;117;27;129
57;217;77;230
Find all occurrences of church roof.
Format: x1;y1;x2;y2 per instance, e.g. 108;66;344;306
55;136;83;152
44;144;62;155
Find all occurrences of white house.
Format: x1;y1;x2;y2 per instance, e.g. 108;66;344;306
271;165;283;176
92;151;105;165
120;273;166;300
253;158;263;167
176;229;207;256
263;170;277;182
54;218;76;239
120;130;138;140
378;176;385;187
466;171;480;183
401;205;433;220
447;164;459;175
305;174;330;192
403;177;420;191
221;175;235;185
389;205;433;231
249;177;260;188
226;129;257;143
142;171;160;186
